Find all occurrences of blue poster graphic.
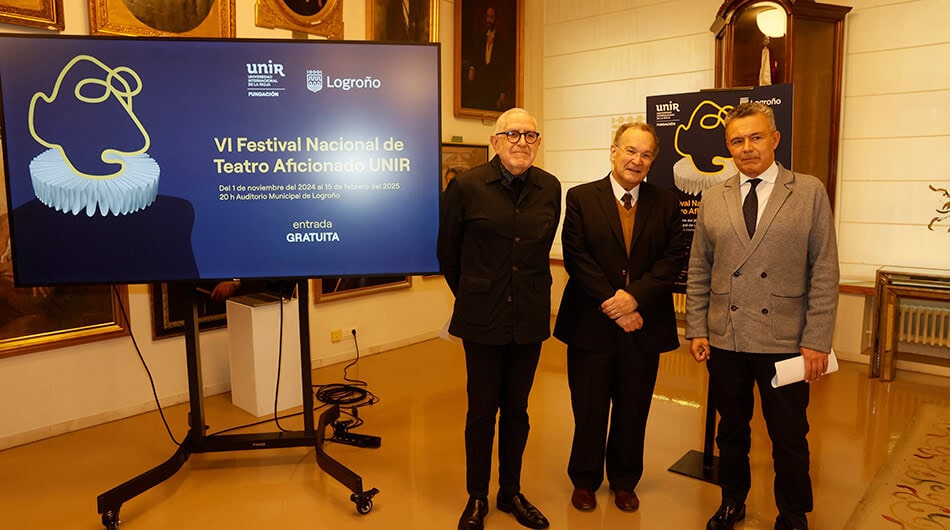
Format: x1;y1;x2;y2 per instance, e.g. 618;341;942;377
0;36;442;286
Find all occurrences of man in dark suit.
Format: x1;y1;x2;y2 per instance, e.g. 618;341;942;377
461;3;515;111
686;102;839;530
554;122;685;513
438;108;560;530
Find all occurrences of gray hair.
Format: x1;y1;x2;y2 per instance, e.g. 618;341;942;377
724;101;777;132
494;108;538;133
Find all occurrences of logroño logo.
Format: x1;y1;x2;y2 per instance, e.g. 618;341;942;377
307;70;323;93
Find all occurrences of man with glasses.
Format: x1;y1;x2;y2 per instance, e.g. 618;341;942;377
439;108;560;530
554;121;685;513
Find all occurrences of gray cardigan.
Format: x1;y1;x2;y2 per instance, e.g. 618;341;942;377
685;164;839;354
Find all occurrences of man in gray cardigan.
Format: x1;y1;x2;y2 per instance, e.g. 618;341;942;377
686;102;839;530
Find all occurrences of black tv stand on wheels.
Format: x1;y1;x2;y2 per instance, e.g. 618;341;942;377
96;279;378;529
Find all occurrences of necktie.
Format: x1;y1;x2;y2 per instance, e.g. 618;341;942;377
621;192;633;210
743;178;761;238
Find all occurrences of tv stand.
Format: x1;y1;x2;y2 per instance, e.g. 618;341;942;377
96;280;378;529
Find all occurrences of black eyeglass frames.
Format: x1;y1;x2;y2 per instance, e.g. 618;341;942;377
495;130;540;144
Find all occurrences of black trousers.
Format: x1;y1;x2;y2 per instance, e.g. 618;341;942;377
708;347;812;523
463;340;542;499
567;342;659;492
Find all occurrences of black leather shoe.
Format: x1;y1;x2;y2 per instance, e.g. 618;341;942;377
497;493;550;529
775;513;808;530
458;497;488;530
571;488;596;511
706;503;746;530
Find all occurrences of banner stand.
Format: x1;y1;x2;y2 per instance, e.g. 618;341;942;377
667;388;719;484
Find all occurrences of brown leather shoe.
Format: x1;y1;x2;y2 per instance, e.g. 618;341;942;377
613;489;639;512
571;488;596;511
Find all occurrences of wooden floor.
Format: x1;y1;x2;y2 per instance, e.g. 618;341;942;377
2;336;949;530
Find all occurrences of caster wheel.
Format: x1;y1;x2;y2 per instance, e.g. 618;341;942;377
356;498;373;514
101;508;121;529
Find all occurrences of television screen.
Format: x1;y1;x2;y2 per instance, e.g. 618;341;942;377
0;34;441;286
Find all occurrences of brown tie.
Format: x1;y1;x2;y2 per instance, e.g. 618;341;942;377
621;192;633;210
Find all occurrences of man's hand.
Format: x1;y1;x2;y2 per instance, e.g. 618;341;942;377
601;289;637;320
690;338;710;362
615;311;643;332
210;280;240;302
801;346;829;383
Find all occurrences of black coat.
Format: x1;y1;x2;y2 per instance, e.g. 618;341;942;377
438;156;561;345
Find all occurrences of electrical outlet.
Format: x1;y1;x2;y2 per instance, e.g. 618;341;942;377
330;328;343;342
343;327;357;340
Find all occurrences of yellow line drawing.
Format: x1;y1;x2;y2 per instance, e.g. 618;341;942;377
28;54;150;180
673;100;734;176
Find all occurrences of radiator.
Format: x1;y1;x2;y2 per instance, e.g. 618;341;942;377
898;304;950;349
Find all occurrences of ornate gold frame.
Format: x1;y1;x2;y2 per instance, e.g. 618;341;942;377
365;0;438;42
312;276;411;303
0;0;64;31
88;0;235;37
255;0;343;40
454;0;524;120
0;285;129;358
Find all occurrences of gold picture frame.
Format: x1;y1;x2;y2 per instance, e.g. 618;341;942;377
88;0;235;37
366;0;438;42
454;0;523;120
0;0;64;31
441;142;488;190
0;283;129;358
312;275;411;303
255;0;343;40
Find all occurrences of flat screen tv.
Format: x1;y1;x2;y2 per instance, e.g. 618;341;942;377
0;34;441;286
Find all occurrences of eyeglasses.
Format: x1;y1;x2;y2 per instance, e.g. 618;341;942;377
496;130;541;144
614;144;655;162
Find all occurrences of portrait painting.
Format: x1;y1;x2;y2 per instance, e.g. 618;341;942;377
313;275;411;303
0;148;128;358
0;0;64;31
441;143;489;190
88;0;235;37
150;281;228;339
255;0;343;39
454;0;523;120
366;0;438;43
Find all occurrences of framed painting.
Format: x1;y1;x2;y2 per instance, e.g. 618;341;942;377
366;0;438;43
441;143;488;190
0;0;64;31
312;275;411;303
255;0;343;40
454;0;523;120
150;281;229;339
88;0;235;37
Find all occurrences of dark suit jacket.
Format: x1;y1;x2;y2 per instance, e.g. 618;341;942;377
554;176;685;353
438;156;561;345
